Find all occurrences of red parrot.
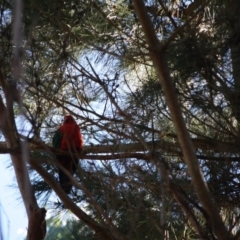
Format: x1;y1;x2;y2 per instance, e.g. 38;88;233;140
52;115;83;194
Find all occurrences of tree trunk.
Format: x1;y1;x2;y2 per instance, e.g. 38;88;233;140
226;1;240;123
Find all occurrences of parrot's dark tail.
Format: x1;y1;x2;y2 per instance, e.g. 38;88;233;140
57;154;79;194
59;169;73;194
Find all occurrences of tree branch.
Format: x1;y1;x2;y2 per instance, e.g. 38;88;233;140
28;156;127;240
132;0;230;239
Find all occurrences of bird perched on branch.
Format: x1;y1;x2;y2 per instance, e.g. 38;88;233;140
52;115;83;194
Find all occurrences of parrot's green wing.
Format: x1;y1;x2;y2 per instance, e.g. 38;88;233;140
52;129;62;149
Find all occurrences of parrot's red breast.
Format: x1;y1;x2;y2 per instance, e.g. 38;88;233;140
59;115;83;151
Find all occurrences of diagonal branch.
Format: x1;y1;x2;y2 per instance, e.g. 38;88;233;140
132;0;230;239
28;156;127;240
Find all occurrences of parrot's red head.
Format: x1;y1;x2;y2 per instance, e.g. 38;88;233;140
64;115;75;123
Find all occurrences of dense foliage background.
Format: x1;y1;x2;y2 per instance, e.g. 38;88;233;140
0;0;240;239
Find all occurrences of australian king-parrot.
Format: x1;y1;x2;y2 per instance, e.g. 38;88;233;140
52;115;83;194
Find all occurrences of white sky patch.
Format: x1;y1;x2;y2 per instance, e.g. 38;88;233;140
17;227;27;236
